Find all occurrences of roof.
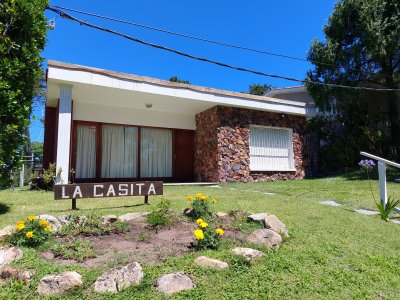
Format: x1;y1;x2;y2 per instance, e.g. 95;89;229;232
266;86;307;97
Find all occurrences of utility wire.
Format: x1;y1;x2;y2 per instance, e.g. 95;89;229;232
49;4;396;80
46;7;400;92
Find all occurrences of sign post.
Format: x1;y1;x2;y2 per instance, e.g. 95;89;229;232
54;181;163;210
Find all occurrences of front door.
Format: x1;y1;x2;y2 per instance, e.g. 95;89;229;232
174;130;195;182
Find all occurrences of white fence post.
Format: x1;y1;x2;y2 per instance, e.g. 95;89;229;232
377;161;387;208
19;163;25;187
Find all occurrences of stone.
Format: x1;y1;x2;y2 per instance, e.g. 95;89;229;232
37;271;83;295
215;212;227;218
101;215;118;225
354;209;379;216
0;226;13;239
209;185;221;188
118;212;150;222
194;256;228;269
94;262;143;293
0;267;34;283
232;247;265;261
37;214;62;232
246;229;282;249
391;220;400;225
40;251;55;261
320;200;341;207
248;213;268;222
264;215;289;237
0;247;23;269
183;208;193;217
156;272;195;294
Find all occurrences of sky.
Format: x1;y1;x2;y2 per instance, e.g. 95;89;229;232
31;0;338;142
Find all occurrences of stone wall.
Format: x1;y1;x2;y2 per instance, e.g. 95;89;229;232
195;106;308;182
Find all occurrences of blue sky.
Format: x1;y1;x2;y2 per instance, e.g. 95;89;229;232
31;0;337;142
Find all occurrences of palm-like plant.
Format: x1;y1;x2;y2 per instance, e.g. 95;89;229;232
375;197;400;222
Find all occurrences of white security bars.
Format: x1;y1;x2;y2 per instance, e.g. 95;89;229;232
360;151;400;214
250;125;295;171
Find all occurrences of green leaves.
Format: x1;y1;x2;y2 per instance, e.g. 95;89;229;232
374;196;400;221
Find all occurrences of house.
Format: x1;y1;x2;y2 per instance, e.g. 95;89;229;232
43;61;316;184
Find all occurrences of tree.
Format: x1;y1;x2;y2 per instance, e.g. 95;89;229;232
248;84;272;96
169;76;191;84
306;0;400;167
0;0;48;187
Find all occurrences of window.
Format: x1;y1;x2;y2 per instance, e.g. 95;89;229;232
101;125;138;178
75;125;97;178
249;126;295;171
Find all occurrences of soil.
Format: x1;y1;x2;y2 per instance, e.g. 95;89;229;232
40;212;252;269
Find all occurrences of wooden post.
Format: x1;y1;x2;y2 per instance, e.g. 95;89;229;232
144;195;149;205
72;198;77;210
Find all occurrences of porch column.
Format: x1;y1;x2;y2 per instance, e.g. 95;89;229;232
55;85;72;183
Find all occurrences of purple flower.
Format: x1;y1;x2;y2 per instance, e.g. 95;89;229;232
358;159;375;170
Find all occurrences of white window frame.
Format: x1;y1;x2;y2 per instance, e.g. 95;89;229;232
249;125;295;172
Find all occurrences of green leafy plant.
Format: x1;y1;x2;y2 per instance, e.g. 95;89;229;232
375;196;400;221
8;216;52;247
147;199;174;232
51;237;96;262
137;232;151;242
186;193;218;220
192;218;224;250
60;215;131;236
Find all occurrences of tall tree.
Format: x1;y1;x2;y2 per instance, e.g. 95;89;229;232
0;0;48;187
248;84;272;96
306;0;400;164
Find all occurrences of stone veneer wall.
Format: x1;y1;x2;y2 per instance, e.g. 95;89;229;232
194;106;308;182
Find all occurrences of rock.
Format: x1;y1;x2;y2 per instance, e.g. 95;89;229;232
94;262;143;293
248;213;268;222
209;185;221;188
37;271;83;295
37;214;62;232
118;212;150;222
101;215;118;225
391;220;400;225
194;256;228;269
0;226;13;239
57;215;72;225
0;247;23;269
232;247;265;261
0;266;35;283
39;251;55;261
264;215;289;237
156;272;195;294
246;229;282;249
354;209;379;216
215;212;227;218
183;208;193;217
320;200;341;207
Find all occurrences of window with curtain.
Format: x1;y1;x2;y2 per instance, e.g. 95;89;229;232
140;128;172;177
75;125;97;178
101;125;138;178
249;125;295;171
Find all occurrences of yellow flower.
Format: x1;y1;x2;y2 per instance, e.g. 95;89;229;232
16;223;25;232
16;220;25;226
211;198;218;203
186;195;193;201
215;228;224;236
199;222;208;228
195;193;202;198
196;218;204;225
39;219;49;227
26;231;34;239
27;216;36;221
200;195;209;201
45;225;52;232
194;229;204;240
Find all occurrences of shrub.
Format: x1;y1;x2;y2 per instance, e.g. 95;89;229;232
192;218;224;250
186;193;217;219
51;237;96;262
147;199;174;232
8;216;52;247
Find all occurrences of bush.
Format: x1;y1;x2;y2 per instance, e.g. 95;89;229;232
192;218;224;250
8;216;52;247
51;238;96;262
147;199;174;232
186;193;217;220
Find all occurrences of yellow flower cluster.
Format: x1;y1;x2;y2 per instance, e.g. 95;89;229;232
186;193;218;202
194;229;204;240
45;225;52;232
27;216;36;221
26;231;34;238
39;219;49;227
195;218;208;228
215;228;224;236
16;221;25;232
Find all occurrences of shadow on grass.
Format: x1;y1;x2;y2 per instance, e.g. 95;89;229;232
0;203;10;215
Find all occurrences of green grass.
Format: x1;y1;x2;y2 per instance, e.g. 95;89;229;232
1;171;400;299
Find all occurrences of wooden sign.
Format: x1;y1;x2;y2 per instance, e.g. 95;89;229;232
54;181;163;210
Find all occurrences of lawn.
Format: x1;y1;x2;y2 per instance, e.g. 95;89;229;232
1;171;400;299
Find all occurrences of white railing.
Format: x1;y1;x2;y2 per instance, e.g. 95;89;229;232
360;152;400;214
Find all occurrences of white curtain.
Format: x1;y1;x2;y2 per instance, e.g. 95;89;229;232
101;125;138;178
140;128;172;177
75;125;97;178
249;126;294;171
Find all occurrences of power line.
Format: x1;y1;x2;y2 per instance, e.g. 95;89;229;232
46;7;400;92
49;5;396;80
